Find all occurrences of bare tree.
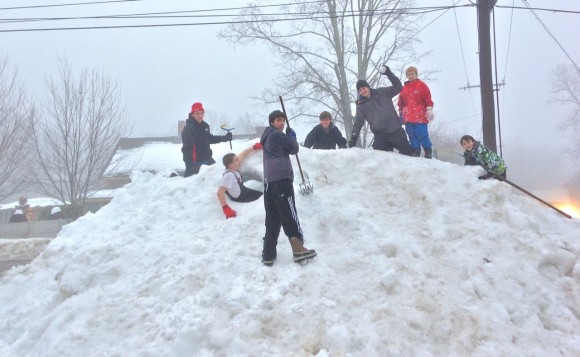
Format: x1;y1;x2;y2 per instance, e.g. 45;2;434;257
429;124;461;150
29;58;132;220
221;0;425;145
549;64;580;159
232;112;264;135
0;58;33;201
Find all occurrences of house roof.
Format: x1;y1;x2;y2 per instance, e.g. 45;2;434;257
104;137;184;177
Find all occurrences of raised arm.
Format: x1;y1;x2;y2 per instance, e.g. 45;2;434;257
237;142;263;162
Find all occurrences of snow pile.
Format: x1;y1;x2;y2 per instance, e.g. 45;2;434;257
0;140;578;356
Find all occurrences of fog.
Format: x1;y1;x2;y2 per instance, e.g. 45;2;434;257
1;0;578;196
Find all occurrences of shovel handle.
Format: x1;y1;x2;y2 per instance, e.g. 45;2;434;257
221;126;234;149
279;96;307;183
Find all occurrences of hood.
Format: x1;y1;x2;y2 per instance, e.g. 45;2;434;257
260;126;276;145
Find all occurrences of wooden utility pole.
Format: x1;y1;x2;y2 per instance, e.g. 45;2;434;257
477;0;497;152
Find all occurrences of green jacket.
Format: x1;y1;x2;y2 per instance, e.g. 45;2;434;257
463;141;506;175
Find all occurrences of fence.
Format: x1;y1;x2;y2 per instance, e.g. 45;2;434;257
0;219;68;239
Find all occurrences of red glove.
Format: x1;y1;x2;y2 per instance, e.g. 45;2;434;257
253;142;263;150
222;205;237;219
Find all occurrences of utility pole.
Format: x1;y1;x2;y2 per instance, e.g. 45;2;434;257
477;0;497;152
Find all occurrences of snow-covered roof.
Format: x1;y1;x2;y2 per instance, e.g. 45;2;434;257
104;141;184;177
0;197;66;211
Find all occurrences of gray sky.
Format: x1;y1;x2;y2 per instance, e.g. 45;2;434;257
2;0;579;192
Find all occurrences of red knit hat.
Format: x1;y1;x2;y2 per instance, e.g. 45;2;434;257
191;102;205;113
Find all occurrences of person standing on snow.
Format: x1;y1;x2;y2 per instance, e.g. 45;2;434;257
260;110;316;266
398;66;435;158
15;196;32;221
460;135;507;180
304;111;347;150
181;102;232;177
348;64;413;156
217;143;264;219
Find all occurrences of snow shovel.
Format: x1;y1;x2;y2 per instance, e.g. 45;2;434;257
220;125;234;149
278;96;314;195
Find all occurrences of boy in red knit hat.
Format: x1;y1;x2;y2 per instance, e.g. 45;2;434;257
180;102;232;176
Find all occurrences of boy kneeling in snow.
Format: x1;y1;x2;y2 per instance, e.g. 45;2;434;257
217;143;264;219
460;135;507;180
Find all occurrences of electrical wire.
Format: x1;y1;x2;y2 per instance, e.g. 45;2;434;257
520;0;580;72
0;4;474;32
492;7;503;156
451;0;478;117
411;1;470;36
495;4;580;15
0;0;148;11
501;0;515;83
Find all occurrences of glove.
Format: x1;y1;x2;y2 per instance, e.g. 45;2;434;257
398;111;404;125
379;64;391;75
222;205;237;219
426;107;434;122
478;173;494;180
253;142;263;150
224;132;233;142
348;136;357;148
286;127;296;139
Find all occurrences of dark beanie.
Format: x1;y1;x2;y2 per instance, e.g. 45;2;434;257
268;110;286;125
356;79;370;91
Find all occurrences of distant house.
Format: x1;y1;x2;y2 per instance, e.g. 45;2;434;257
102;136;184;189
101;122;266;190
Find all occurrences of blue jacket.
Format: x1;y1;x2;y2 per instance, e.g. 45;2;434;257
260;126;299;183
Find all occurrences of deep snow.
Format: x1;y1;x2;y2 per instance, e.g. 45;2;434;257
0;139;579;356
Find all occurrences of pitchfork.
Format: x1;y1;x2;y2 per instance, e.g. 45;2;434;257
279;96;313;195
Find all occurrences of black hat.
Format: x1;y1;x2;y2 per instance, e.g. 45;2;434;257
356;79;370;91
268;110;286;124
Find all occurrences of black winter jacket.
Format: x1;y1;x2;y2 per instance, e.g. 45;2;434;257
304;123;347;150
181;116;226;164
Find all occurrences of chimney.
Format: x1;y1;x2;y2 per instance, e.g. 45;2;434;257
178;120;186;136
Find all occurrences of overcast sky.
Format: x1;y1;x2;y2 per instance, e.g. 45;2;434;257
1;0;579;191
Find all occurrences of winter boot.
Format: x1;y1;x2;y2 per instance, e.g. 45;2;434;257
411;148;421;157
261;237;277;266
289;237;317;264
424;148;433;159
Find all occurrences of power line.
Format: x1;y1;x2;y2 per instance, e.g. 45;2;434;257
520;0;580;72
495;4;580;15
492;7;503;156
0;7;463;25
451;0;478;116
0;4;474;33
501;0;515;83
411;2;470;36
0;0;148;11
438;113;482;125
